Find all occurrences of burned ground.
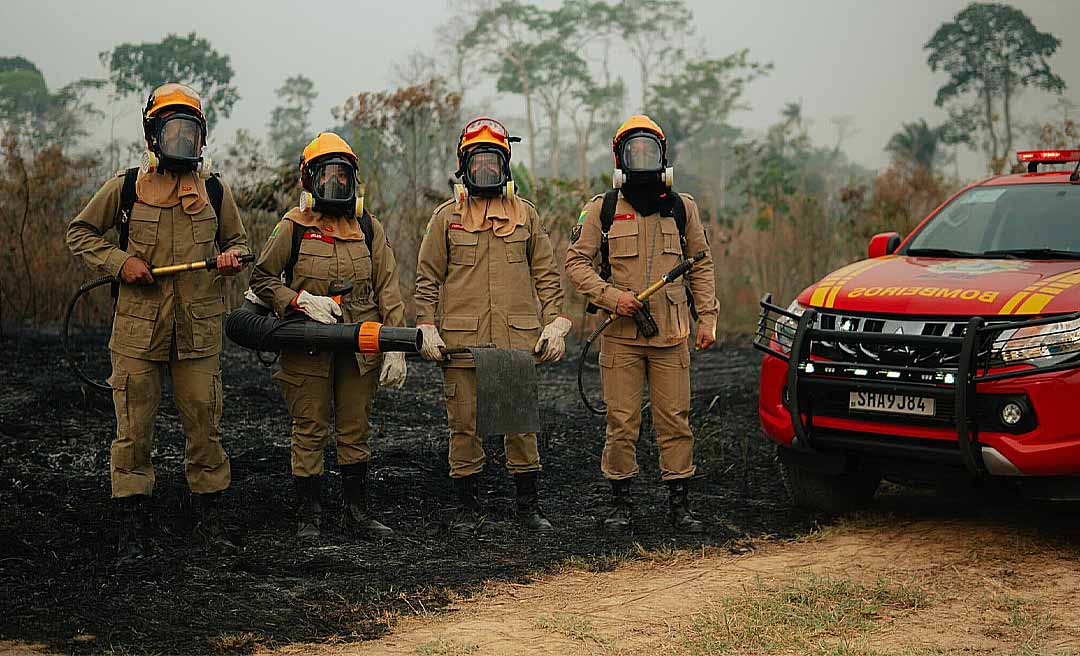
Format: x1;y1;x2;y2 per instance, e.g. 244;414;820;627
0;333;815;654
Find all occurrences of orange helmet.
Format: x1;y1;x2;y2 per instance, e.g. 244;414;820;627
298;133;362;216
301;132;357;171
612;114;665;162
455;117;516;198
611;114;672;189
458;117;511;156
144;83;204;121
142;83;208;171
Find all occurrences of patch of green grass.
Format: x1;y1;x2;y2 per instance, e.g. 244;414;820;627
981;591;1055;647
415;638;480;656
679;573;931;655
535;613;613;647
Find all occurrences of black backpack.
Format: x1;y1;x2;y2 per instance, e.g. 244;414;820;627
113;167;225;296
589;189;697;318
283;209;374;287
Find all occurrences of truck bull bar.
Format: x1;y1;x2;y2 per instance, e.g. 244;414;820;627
753;294;1080;476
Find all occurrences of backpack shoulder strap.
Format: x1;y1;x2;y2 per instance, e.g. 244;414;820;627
672;192;688;252
359;209;374;253
116;167;139;252
206;174;225;243
284;220;305;288
111;167;140;298
597;189;619;282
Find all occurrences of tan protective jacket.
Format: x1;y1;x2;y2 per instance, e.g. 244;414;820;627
415;196;564;363
249;209;405;377
66;171;249;361
565;191;717;346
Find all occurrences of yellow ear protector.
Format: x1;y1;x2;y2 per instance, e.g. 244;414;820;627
141;150;212;178
453;180;515;204
299;191;364;217
141;150;157;174
612;166;673;189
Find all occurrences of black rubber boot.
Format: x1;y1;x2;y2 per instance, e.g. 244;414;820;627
603;478;633;534
115;495;149;563
667;479;705;534
293;476;322;540
449;473;484;537
341;462;394;538
514;471;554;533
193;491;238;552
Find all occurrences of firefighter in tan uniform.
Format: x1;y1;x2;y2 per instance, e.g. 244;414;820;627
415;117;569;535
565;115;717;534
249;133;406;540
66;83;249;560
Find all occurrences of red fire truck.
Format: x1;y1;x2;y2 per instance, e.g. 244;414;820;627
755;150;1080;511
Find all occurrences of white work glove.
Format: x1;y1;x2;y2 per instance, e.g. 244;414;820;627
379;352;407;389
534;316;572;363
418;323;446;361
293;290;341;324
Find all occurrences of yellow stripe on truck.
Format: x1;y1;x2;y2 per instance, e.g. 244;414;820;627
999;292;1028;315
1016;293;1056;315
810;286;831;307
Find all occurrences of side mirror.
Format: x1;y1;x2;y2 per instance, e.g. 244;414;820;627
868;232;901;258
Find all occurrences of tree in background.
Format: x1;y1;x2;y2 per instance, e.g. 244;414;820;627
498;37;588;179
566;76;626;187
926;2;1065;174
99;32;239;128
606;0;692;112
459;0;546;171
649;50;771;161
268;75;317;166
0;57;104;146
885;119;954;174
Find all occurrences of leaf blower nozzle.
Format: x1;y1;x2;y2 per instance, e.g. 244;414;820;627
224;301;422;355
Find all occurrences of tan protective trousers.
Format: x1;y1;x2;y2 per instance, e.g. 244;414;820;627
108;351;230;498
599;338;695;481
442;366;541;478
274;352;378;477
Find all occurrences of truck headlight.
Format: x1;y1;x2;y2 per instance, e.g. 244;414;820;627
992;317;1080;366
774;300;807;353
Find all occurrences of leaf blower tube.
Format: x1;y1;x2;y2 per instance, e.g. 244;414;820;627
63;254;257;393
224;301;422;356
577;251;707;416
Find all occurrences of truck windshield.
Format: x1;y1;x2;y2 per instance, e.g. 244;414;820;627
905;184;1080;258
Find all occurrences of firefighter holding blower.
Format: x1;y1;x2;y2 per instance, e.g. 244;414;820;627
249;132;406;540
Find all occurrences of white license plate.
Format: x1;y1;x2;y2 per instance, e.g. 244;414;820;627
848;392;935;417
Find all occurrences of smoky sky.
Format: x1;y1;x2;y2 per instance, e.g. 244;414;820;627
4;0;1079;177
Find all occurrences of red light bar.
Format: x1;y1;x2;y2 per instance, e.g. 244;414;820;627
1016;149;1080;163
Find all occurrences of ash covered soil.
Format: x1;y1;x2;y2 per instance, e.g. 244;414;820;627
1;332;817;653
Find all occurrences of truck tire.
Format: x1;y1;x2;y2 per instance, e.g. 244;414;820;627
777;449;880;514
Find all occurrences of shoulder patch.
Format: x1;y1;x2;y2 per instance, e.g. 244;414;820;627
570;224;582;243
